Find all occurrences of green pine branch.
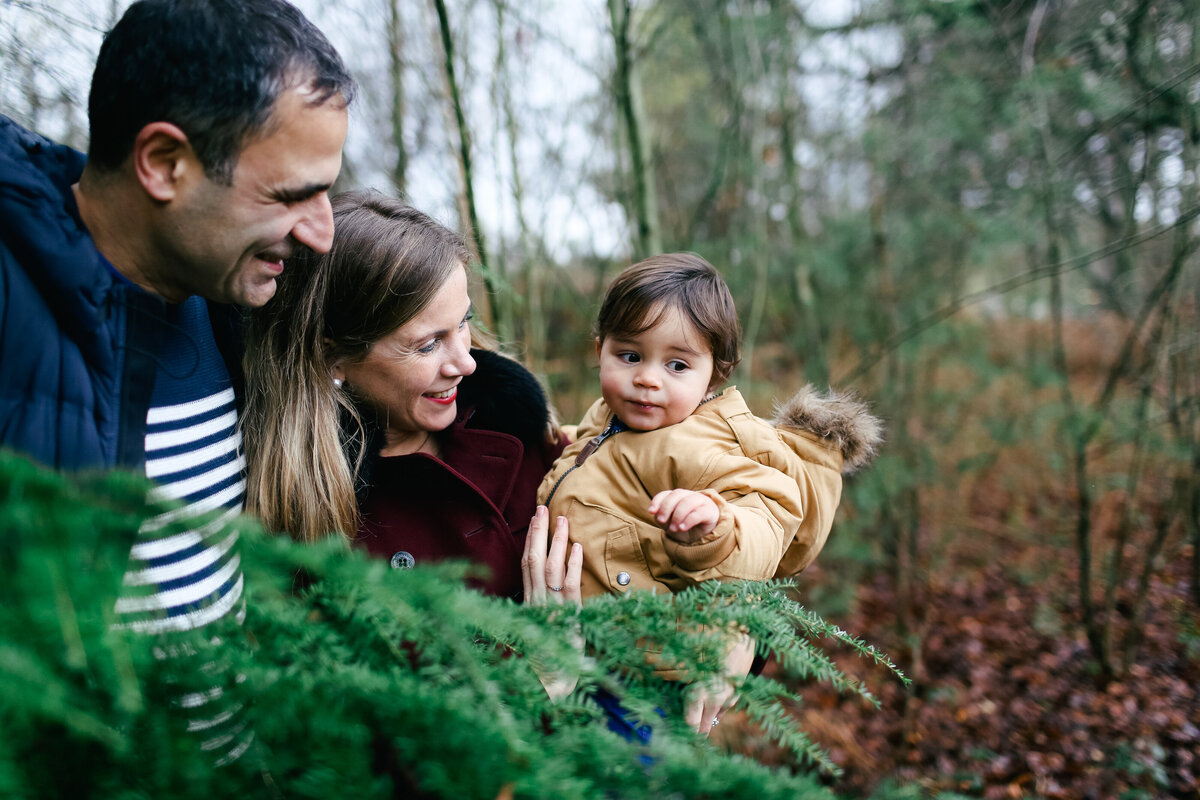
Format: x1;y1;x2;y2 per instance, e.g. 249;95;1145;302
0;448;904;798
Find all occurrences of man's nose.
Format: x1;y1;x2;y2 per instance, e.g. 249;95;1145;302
292;193;335;254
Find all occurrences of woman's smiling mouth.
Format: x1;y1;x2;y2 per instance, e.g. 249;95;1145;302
426;387;458;405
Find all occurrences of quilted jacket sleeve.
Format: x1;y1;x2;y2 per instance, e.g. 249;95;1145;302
659;442;842;580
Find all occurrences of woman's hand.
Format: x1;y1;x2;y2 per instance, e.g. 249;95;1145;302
522;506;582;606
522;506;584;701
684;632;755;735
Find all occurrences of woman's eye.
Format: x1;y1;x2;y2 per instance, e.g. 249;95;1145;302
667;360;689;372
459;311;474;329
416;340;438;355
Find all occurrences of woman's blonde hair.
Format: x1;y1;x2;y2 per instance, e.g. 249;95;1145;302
242;189;470;542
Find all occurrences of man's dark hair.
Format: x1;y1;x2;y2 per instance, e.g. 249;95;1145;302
596;253;742;389
87;0;356;184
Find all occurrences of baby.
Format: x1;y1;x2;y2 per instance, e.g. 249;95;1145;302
537;253;882;600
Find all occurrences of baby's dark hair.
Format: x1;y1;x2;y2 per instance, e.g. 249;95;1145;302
596;253;741;389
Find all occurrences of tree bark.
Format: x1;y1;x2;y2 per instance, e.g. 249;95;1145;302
432;0;500;332
777;38;826;385
388;0;408;197
492;0;528;352
608;0;660;258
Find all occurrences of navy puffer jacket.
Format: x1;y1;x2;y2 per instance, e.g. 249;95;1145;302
0;115;242;471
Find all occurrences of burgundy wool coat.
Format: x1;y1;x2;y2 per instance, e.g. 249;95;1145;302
353;349;563;600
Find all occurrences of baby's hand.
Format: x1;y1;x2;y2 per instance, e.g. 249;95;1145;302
649;489;720;544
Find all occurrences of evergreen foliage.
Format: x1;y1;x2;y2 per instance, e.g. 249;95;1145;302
0;449;902;798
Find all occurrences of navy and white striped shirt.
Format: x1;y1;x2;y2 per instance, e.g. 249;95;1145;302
115;296;251;765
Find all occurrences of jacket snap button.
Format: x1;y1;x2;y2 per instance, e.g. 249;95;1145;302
616;571;631;586
390;551;415;569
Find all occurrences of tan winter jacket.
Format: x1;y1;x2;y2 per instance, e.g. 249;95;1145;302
537;386;882;599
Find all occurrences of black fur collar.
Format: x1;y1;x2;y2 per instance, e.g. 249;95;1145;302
457;348;551;444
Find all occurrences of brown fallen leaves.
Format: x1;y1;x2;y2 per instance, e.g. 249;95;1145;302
722;552;1199;799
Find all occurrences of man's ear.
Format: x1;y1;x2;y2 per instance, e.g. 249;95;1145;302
131;122;194;202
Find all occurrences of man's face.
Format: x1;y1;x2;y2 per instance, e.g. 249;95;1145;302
165;86;348;307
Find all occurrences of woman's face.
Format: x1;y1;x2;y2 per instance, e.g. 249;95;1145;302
335;265;476;455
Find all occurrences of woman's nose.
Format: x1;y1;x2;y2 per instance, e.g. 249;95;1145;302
443;327;476;377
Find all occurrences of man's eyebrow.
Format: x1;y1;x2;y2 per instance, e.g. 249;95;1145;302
272;182;332;203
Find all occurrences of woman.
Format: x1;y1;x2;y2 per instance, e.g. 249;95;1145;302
242;189;574;601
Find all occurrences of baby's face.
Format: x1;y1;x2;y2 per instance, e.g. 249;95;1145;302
596;304;715;431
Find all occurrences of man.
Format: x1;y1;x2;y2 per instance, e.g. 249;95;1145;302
0;0;355;765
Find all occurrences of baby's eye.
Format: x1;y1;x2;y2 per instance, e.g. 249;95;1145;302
667;360;689;372
618;352;640;364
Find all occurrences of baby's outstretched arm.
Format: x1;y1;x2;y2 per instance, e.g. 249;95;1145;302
649;489;721;544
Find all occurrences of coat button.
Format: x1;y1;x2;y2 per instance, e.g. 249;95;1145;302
390;551;415;569
616;571;631;586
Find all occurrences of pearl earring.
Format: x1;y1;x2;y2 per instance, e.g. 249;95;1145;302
333;377;344;389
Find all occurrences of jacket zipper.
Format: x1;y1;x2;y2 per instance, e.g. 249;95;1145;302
544;416;625;507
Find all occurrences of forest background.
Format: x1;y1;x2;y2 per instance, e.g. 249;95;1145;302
3;0;1198;797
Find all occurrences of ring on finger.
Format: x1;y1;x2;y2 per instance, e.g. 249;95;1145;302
711;717;720;727
549;585;563;592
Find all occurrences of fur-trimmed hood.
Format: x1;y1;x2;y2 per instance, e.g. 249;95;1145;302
772;385;883;475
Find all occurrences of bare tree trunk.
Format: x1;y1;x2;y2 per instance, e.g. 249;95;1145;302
1020;5;1112;677
1163;208;1200;610
431;0;501;334
1116;207;1197;665
492;2;543;369
869;164;927;739
736;10;772;396
683;12;741;245
19;59;42;133
1191;456;1200;608
1047;212;1109;679
740;226;769;395
778;54;826;385
1190;4;1200;610
1168;307;1200;607
608;0;660;258
1120;480;1178;672
491;0;532;354
487;1;514;347
387;0;408;197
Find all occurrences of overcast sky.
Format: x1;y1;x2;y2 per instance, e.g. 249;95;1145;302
1;0;890;261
